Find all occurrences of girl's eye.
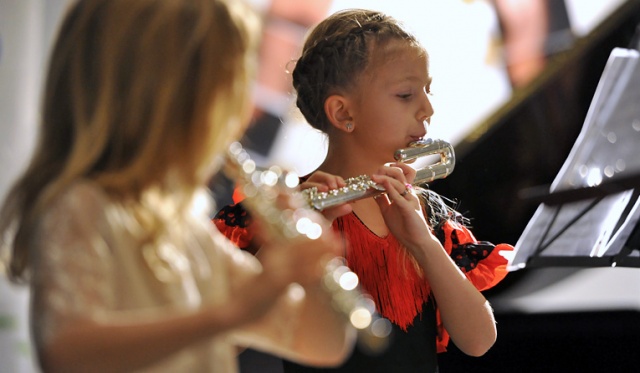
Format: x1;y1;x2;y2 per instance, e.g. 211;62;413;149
398;93;412;99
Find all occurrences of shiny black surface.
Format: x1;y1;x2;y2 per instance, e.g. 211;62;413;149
430;1;640;371
431;0;640;258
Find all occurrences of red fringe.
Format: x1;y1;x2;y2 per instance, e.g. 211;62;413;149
337;213;431;331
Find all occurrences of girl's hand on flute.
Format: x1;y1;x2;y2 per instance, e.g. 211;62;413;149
371;163;435;257
300;171;353;222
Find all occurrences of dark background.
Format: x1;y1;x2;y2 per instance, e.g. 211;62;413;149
433;1;640;371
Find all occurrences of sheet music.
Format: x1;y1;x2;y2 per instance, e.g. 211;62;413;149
511;48;640;270
511;191;632;270
591;190;634;257
552;48;640;192
603;194;640;256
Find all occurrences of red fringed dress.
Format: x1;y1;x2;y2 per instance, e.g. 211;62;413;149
213;189;514;373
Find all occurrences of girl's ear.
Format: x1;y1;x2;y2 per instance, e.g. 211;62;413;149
324;94;354;133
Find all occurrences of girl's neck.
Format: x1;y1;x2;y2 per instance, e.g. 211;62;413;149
317;141;386;179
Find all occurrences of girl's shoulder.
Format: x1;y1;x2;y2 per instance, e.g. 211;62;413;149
46;180;111;219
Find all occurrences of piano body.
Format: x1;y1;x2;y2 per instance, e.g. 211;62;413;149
433;1;640;371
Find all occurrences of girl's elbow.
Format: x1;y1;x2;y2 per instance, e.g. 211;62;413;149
464;340;495;357
297;327;356;368
461;332;497;357
317;328;357;366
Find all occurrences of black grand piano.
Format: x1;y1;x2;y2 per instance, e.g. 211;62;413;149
433;1;640;371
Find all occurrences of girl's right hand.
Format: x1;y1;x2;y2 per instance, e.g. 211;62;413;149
257;207;341;289
247;186;342;289
230;194;342;325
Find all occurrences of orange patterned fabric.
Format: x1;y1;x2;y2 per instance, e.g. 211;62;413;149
213;203;255;254
433;219;513;352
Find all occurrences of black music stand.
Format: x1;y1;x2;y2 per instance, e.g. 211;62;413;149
511;47;640;270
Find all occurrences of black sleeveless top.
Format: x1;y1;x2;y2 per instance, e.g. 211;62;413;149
282;299;439;373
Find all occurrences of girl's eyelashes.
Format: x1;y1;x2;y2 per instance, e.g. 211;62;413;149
397;91;431;100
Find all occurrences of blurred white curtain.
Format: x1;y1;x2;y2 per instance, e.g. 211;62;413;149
0;1;70;372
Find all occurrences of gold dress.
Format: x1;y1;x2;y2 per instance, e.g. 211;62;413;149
30;181;301;372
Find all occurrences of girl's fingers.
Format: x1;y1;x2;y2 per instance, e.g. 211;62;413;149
398;183;413;198
390;162;417;184
322;203;353;221
301;171;346;191
300;171;352;221
371;174;406;201
372;166;410;196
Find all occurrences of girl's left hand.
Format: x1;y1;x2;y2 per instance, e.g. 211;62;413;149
299;170;353;222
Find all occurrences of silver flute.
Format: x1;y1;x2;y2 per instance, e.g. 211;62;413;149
302;138;455;211
224;142;391;353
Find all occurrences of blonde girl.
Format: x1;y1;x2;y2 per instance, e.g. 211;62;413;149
0;1;355;372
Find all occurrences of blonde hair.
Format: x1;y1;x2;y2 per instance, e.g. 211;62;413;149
0;0;260;282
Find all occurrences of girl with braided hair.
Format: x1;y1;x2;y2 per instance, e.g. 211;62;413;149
215;8;514;373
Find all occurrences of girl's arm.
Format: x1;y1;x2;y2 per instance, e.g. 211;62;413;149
39;232;353;373
39;268;293;373
400;235;497;357
371;165;497;356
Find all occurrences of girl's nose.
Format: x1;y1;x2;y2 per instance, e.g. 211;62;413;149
418;96;434;130
423;92;434;119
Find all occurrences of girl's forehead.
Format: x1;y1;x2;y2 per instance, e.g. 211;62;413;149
366;43;429;81
369;41;428;70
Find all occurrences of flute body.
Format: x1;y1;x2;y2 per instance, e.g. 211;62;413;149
223;142;390;353
303;138;455;211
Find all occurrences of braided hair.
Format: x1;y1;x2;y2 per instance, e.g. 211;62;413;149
292;9;421;133
292;9;466;230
